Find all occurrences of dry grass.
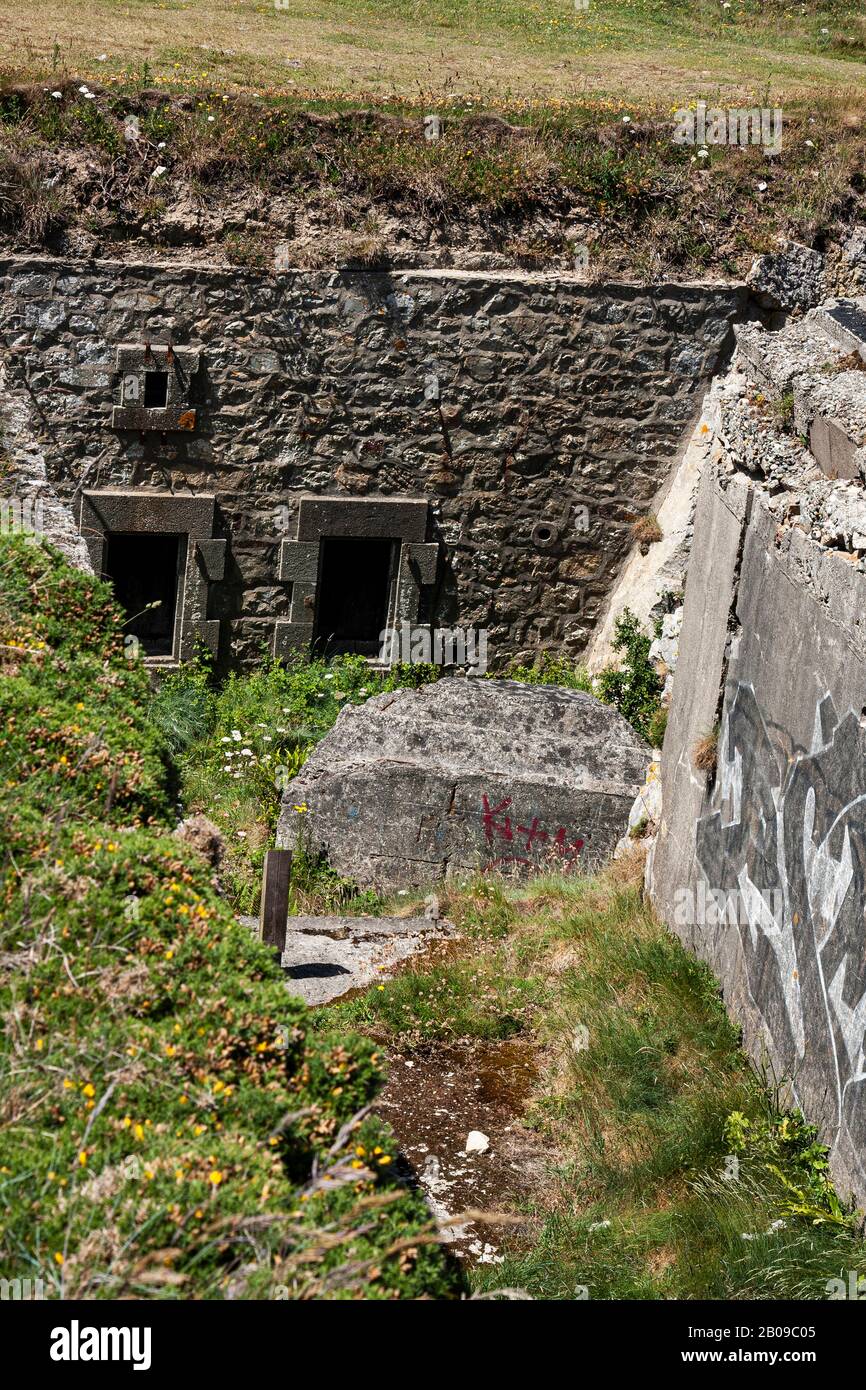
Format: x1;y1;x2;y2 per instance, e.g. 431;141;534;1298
632;513;663;547
692;728;719;774
1;0;865;109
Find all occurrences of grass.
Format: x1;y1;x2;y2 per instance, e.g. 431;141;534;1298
325;860;866;1299
1;0;865;106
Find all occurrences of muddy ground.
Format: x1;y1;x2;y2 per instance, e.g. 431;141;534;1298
375;1038;546;1267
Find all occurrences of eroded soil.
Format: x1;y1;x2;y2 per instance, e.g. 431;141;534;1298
375;1038;546;1266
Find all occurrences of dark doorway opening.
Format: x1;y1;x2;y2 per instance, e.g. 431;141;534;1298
104;532;182;657
313;536;395;658
144;371;169;408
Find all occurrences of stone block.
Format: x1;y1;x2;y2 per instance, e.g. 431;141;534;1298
276;678;651;888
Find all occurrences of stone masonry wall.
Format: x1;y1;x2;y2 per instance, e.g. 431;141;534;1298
0;257;749;670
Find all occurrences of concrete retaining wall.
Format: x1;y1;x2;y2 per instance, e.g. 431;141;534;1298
649;454;866;1205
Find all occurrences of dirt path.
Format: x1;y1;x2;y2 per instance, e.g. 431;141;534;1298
375;1038;545;1267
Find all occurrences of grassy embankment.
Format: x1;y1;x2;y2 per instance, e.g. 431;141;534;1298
0;2;864;280
0;533;459;1300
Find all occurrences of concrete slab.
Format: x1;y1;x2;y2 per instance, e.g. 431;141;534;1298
241;912;452;1006
277;678;651;889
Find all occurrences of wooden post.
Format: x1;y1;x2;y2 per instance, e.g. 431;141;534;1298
259;849;291;959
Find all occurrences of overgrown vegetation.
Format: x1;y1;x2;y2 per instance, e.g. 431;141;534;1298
0;77;862;280
155;651;438;914
330;862;865;1299
595;609;665;744
153;608;663;916
0;535;459;1299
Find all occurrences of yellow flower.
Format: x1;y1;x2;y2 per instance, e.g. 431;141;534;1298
134;1123;145;1141
209;1170;223;1186
293;804;308;813
82;1083;95;1098
54;1252;64;1266
78;1151;88;1166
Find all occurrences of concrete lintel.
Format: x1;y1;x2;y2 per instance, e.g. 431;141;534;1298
296;494;429;543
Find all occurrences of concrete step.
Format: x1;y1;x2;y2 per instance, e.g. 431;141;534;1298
241;911;452;1006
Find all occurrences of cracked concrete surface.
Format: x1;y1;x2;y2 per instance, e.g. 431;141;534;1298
241;911;453;1005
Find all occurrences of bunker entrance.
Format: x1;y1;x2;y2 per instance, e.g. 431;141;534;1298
104;532;182;657
314;536;395;658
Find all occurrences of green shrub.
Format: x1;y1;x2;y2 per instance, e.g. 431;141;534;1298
0;536;458;1300
147;655;216;755
497;654;594;691
595;608;663;743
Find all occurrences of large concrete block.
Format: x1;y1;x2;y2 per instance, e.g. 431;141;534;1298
277;678;651;888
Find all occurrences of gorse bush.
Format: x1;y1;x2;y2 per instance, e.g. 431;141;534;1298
0;535;458;1300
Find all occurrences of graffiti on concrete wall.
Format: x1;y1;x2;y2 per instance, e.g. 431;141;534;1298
695;683;866;1189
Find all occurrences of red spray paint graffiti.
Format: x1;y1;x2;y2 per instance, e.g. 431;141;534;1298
481;793;585;870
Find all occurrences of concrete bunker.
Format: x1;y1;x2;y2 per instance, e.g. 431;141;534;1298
0;260;753;672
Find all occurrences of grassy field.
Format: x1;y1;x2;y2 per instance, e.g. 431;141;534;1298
2;0;864;109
